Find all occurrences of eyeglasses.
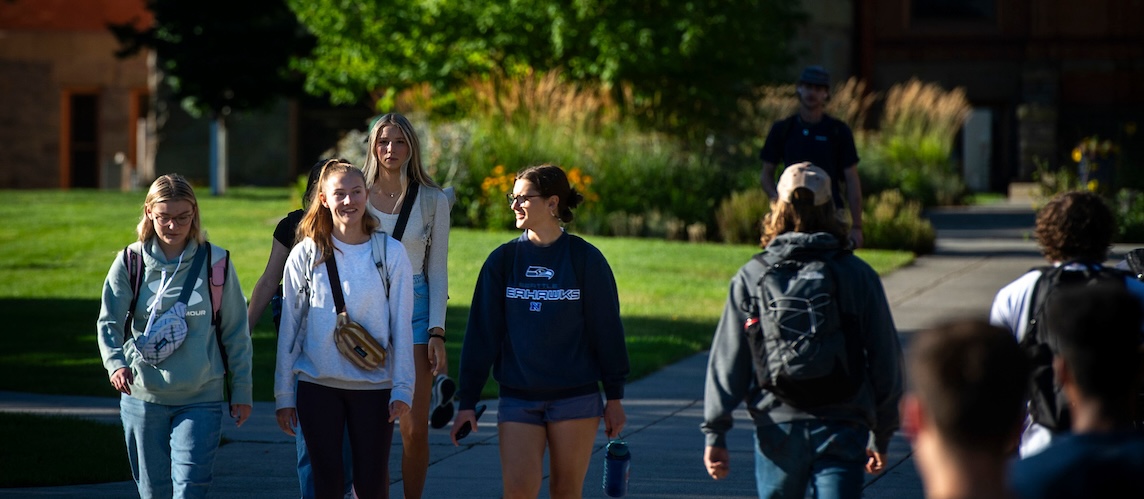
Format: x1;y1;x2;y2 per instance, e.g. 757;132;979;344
506;193;544;206
153;213;193;226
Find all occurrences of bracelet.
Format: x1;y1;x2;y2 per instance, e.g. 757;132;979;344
428;333;446;342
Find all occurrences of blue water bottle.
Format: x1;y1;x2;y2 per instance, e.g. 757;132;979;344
602;439;630;497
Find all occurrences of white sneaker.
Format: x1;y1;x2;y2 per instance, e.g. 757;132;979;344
429;374;456;429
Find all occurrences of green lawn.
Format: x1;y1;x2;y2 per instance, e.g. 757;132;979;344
0;187;913;402
0;187;913;487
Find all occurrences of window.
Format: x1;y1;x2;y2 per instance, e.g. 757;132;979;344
911;0;996;22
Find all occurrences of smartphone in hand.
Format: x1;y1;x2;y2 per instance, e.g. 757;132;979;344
456;403;487;440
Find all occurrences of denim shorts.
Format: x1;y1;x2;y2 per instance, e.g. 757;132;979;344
411;274;429;344
497;392;603;426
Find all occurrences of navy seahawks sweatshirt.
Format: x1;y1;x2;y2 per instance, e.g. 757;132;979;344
457;232;629;411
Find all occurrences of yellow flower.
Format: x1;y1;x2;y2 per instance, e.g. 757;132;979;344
1072;148;1083;163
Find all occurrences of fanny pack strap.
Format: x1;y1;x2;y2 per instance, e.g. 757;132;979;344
324;256;346;314
178;243;209;306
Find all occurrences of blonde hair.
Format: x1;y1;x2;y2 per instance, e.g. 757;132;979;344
760;188;846;247
297;160;379;266
137;174;205;245
360;113;438;208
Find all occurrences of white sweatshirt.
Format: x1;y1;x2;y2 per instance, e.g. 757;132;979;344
274;233;415;410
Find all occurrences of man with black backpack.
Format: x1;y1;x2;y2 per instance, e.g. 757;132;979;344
759;65;864;248
702;163;903;498
990;190;1144;457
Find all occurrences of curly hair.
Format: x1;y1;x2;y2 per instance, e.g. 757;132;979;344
760;188;847;247
1034;191;1114;262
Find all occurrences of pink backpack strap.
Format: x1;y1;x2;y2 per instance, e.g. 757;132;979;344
209;247;228;324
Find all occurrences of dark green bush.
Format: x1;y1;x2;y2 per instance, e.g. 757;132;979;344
715;189;770;245
863;189;936;254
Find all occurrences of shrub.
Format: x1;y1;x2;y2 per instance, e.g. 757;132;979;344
445;69;729;234
1113;189;1144;243
715;189;770;245
863;189;936;254
859;79;970;207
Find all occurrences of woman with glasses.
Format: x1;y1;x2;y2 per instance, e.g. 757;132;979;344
275;160;415;499
451;163;630;498
97;173;254;498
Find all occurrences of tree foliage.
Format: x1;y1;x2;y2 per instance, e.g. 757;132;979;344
288;0;806;136
110;0;314;118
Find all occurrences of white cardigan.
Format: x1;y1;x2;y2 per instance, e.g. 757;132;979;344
367;185;451;334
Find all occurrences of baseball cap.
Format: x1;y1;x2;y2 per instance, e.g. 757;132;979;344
798;65;830;87
777;162;831;206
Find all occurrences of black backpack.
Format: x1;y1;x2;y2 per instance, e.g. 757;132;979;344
1121;248;1144;431
744;249;863;408
1021;261;1130;432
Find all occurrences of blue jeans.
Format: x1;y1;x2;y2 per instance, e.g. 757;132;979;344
295;419;353;499
412;273;429;344
120;395;222;499
753;420;867;499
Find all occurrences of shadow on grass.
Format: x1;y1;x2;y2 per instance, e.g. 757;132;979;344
0;412;131;487
3;299;718;402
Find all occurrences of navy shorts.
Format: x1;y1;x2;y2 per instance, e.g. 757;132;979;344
497;392;603;426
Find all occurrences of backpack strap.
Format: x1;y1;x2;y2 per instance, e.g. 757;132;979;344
123;245;144;343
771;114;798;162
1021;265;1057;347
206;244;232;405
1126;249;1144;280
568;234;588;287
501;239;518;285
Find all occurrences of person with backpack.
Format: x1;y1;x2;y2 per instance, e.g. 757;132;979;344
989;190;1144;457
96;173;254;499
451;164;630;498
702;162;903;498
759;65;864;248
249;159;354;499
361;113;456;499
1009;283;1144;498
275;160;415;499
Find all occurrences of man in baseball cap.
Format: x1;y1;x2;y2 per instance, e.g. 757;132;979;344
759;65;864;248
776;161;832;207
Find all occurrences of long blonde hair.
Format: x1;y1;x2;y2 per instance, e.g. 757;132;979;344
137;174;206;245
760;188;846;247
296;160;379;266
360;113;439;207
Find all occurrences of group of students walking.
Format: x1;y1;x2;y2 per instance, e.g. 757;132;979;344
96;112;629;499
96;66;1144;499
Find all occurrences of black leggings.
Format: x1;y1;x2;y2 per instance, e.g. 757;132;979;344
297;381;394;499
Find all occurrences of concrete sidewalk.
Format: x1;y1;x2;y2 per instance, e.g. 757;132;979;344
8;202;1135;498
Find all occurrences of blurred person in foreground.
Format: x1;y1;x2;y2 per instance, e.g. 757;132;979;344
1009;283;1144;499
904;319;1028;499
